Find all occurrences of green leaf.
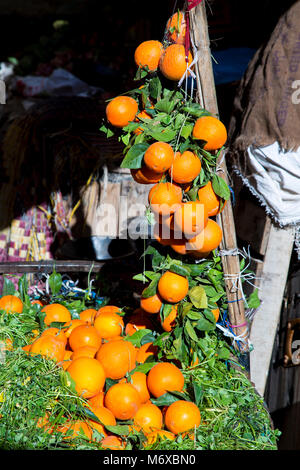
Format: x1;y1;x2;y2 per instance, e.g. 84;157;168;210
120;143;149;169
189;285;208;309
147;128;177;143
196;312;216;332
185;319;199;342
105;424;131;436
180;103;211;118
211;174;231;201
247;289;260;309
2;277;16;296
140;274;161;298
124;328;153;347
48;270;62;295
169;263;191;277
193;383;203;406
180;123;194;139
149;76;162;100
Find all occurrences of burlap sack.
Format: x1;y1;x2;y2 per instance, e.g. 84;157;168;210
227;0;300;227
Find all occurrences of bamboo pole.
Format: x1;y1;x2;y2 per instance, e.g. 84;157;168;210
189;1;250;353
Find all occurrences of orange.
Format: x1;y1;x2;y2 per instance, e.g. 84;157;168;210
164;400;201;434
131;166;165;184
124;309;154;336
144;141;174;174
128;371;150;404
140;290;162;314
68;324;102;352
158;271;189;303
29;335;66;363
134;40;163;71
197;180;226;217
95;305;123;317
106;96;138;128
104;382;141;420
153;222;175;246
79;308;98;324
133;110;152;135
40;327;67;347
170;239;189;255
88;405;116;437
67;357;106;399
188;218;222;253
59;420;92;440
144;429;175;447
161;304;178;332
192;115;227;151
64;319;87;338
136;342;158;363
71;345;98;360
101;435;126;450
94;309;124;339
88;391;105;409
173;201;208;240
0;337;13;351
31;299;44;307
96;338;137;380
133;403;163;433
147;362;184;398
61;349;73;370
212;307;220;322
148;182;182;217
0;295;23;313
166;11;186;45
159;44;193;81
169;151;201;184
41;303;72;327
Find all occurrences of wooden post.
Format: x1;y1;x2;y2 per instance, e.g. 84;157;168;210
189;1;249;353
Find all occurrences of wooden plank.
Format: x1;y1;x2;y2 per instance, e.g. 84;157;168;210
249;224;295;396
189;2;248;352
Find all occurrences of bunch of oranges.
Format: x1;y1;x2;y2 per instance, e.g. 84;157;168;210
104;10;228;260
0;295;203;449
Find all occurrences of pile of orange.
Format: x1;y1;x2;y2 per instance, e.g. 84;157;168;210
1;296;203;449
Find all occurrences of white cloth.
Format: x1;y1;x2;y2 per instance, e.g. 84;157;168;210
232;141;300;227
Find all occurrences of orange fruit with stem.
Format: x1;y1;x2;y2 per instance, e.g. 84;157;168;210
133;403;163;433
106;96;138;128
93;309;124;339
140;290;162;314
148;182;182;217
164;400;201;434
104;382;141;420
124;309;154;336
166;11;186;45
64;319;87;338
95;305;123;317
67;357;106;399
188;218;223;253
136;342;158;363
159;44;193;81
144;141;174;174
169;151;201;184
88;405;116;437
158;271;189;304
79;308;98;324
41;327;67;347
161;304;178;332
147;362;185;398
197;180;226;217
68;324;102;352
192;115;227;151
173;201;208;240
0;295;23;313
134;40;163;71
128;371;151;404
29;335;66;363
96;338;137;380
41;303;72;326
131;166;165;184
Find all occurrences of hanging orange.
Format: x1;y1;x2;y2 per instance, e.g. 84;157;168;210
106;96;138;128
173;201;208;240
166;11;186;45
148;182;182;217
158;271;189;304
169;151;201;184
188;218;223;253
134;40;163;71
144;141;174;174
197;180;226;217
192;115;227;151
131;166;165;184
159;44;193;81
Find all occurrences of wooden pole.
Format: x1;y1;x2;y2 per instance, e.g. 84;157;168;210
189;1;250;353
